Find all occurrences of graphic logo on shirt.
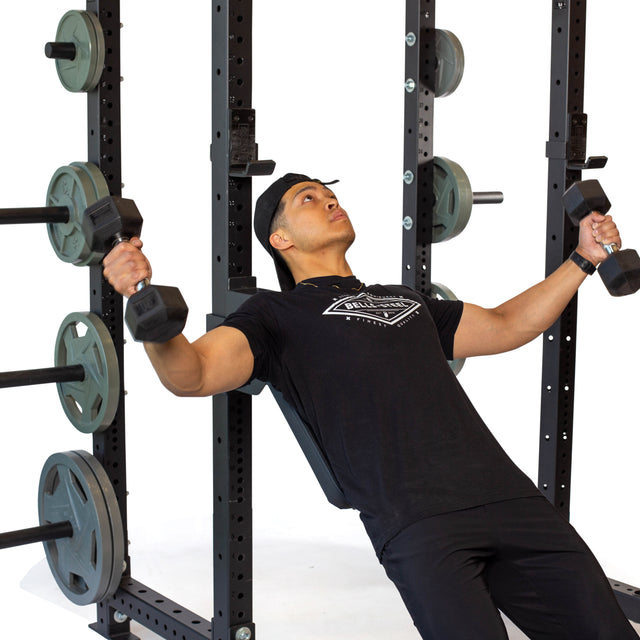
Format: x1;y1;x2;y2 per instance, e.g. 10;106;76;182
323;292;421;326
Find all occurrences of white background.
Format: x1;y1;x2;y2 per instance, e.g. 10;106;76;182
1;1;639;639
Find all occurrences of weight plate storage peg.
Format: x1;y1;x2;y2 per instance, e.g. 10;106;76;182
430;282;465;375
432;157;473;243
435;30;465;98
38;451;124;606
54;312;120;434
46;162;110;266
46;10;105;93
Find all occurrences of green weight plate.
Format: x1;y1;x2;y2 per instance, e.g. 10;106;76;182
55;312;120;434
432;157;473;243
46;164;104;266
83;12;106;92
72;450;125;600
54;10;105;93
430;282;465;376
71;161;110;201
435;30;465;98
70;162;111;260
38;451;114;605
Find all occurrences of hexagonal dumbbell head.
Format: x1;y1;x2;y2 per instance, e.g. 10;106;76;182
83;196;144;255
562;180;611;226
125;285;189;343
598;249;640;297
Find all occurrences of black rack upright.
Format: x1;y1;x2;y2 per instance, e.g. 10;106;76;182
210;2;271;639
402;0;436;295
84;1;133;637
538;0;590;518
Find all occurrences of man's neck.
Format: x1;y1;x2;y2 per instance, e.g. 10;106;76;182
288;254;353;285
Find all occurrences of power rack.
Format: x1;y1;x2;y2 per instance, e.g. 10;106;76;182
1;1;639;638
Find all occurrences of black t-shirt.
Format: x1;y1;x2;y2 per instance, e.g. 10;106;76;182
222;275;539;556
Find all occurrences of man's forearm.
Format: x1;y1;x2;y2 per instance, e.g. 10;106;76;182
454;255;593;358
453;211;622;359
494;257;588;344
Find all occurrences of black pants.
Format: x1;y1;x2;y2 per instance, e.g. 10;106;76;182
380;496;637;639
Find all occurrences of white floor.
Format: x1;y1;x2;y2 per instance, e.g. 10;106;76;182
2;532;640;640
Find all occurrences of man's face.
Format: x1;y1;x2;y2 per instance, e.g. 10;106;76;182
270;181;356;256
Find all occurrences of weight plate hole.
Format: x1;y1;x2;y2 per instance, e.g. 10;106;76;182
71;472;88;503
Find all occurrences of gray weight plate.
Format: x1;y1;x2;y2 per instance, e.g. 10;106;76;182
46;164;104;266
83;12;106;92
72;450;125;600
54;10;105;92
430;282;465;376
38;451;114;605
432;157;473;243
72;162;110;201
435;30;465;98
55;312;120;434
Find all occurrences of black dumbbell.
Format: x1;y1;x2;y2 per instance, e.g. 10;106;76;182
562;180;640;297
83;196;189;342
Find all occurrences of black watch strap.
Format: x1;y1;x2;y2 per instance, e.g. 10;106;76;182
569;250;596;275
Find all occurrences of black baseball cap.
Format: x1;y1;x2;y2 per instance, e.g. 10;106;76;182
254;173;338;291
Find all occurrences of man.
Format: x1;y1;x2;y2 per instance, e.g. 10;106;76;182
104;173;637;639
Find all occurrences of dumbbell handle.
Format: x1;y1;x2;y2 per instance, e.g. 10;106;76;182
0;206;69;225
472;191;503;205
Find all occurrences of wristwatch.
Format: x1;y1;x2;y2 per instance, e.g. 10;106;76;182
569;250;596;275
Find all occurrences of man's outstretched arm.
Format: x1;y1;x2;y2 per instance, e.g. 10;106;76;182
453;212;621;359
103;238;254;397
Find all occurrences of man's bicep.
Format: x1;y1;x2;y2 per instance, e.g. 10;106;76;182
192;326;255;395
452;302;506;359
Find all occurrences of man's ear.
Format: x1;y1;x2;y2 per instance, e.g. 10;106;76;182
269;231;293;252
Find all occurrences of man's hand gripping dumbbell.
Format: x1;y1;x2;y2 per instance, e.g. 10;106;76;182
563;180;640;296
85;196;189;343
